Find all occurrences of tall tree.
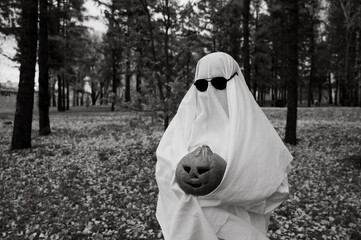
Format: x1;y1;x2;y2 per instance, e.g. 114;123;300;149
266;0;289;104
252;0;273;101
38;0;51;135
47;0;86;111
303;0;321;106
11;0;38;149
242;0;251;88
327;0;361;106
338;0;361;106
285;0;299;145
355;30;361;106
101;0;123;111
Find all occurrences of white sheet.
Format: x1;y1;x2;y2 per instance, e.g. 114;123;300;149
156;52;292;240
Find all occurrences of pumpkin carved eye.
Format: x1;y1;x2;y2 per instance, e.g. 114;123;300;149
198;167;210;175
175;145;227;196
183;166;191;173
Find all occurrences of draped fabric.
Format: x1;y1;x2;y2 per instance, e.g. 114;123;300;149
156;52;292;240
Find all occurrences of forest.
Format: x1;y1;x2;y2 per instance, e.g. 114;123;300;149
0;0;361;239
1;0;361;138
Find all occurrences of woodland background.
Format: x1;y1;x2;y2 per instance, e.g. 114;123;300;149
0;0;361;239
1;0;361;120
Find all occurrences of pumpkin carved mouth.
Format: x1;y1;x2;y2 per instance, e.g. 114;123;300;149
187;183;204;188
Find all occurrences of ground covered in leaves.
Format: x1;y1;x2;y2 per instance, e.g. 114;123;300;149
0;107;360;240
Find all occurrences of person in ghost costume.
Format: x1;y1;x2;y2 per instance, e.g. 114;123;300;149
155;52;292;240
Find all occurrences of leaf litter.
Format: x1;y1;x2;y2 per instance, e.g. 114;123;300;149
0;107;360;240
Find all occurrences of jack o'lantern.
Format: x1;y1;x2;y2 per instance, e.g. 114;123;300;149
175;145;227;196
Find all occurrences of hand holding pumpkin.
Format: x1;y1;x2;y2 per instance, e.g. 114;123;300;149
175;145;227;196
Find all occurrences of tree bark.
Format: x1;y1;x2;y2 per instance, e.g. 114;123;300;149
318;83;322;105
111;49;117;111
11;0;38;150
52;80;56;107
62;73;66;110
354;30;360;106
163;0;172;130
109;1;117;112
38;0;51;135
57;74;63;111
242;0;251;88
66;81;69;110
125;55;131;102
58;74;66;111
73;89;77;106
342;26;351;106
328;73;333;104
308;20;315;107
334;78;338;105
136;50;142;93
285;0;298;145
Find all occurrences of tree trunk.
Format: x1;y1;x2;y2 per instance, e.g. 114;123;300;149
103;79;108;105
136;72;141;93
253;79;257;99
334;78;338;105
100;85;104;105
253;4;260;100
355;30;360;106
285;0;298;145
73;89;76;106
242;0;251;89
163;0;172;130
274;87;278;101
57;74;62;111
139;0;165;118
125;57;131;102
111;50;117;111
38;0;51;136
62;73;66;110
11;0;38;150
136;51;142;93
342;26;351;106
308;21;315;107
282;84;287;102
66;81;69;110
91;89;97;105
328;73;333;104
52;80;56;107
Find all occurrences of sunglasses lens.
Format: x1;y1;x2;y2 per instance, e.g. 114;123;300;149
211;77;227;90
194;80;208;92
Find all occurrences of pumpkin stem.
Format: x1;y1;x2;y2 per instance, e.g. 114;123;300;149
200;145;213;156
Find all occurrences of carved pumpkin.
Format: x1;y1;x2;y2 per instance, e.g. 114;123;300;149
175;145;227;196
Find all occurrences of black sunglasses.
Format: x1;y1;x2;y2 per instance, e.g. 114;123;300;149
194;72;238;92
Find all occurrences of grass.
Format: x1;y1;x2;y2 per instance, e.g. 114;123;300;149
0;107;360;240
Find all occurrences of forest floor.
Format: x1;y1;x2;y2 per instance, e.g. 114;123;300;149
0;107;360;240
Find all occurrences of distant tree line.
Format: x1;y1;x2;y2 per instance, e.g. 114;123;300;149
1;0;360;149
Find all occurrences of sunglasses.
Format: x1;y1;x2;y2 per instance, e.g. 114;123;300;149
194;72;238;92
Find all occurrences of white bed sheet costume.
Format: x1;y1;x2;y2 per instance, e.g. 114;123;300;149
155;52;293;240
